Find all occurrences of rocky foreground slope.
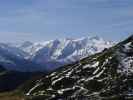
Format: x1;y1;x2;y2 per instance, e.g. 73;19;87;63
20;35;133;100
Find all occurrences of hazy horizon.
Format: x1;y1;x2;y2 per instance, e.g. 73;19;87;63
0;0;133;42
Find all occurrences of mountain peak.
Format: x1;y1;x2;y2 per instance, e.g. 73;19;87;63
125;34;133;42
20;41;33;48
118;34;133;46
89;35;101;40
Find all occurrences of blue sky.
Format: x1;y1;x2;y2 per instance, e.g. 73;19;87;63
0;0;133;43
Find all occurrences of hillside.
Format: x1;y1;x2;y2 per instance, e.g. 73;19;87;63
19;35;133;100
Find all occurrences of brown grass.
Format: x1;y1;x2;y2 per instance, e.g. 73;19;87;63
0;91;25;100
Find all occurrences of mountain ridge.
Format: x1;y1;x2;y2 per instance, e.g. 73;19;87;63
0;36;113;72
20;35;133;100
0;35;132;100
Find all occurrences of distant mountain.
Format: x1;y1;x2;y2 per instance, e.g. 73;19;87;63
0;43;47;72
21;35;133;100
19;36;113;71
0;36;113;72
20;36;113;60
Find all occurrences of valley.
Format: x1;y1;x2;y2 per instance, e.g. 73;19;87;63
0;35;132;100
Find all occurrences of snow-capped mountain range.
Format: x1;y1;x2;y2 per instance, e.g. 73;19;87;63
0;36;113;72
23;35;133;99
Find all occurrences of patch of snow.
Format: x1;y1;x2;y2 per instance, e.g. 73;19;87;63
118;57;133;75
83;64;91;69
26;82;43;96
58;88;73;95
52;77;64;85
66;69;73;77
124;42;132;50
83;62;99;69
93;67;100;75
92;62;99;68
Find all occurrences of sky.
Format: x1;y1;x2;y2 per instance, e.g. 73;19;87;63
0;0;133;43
